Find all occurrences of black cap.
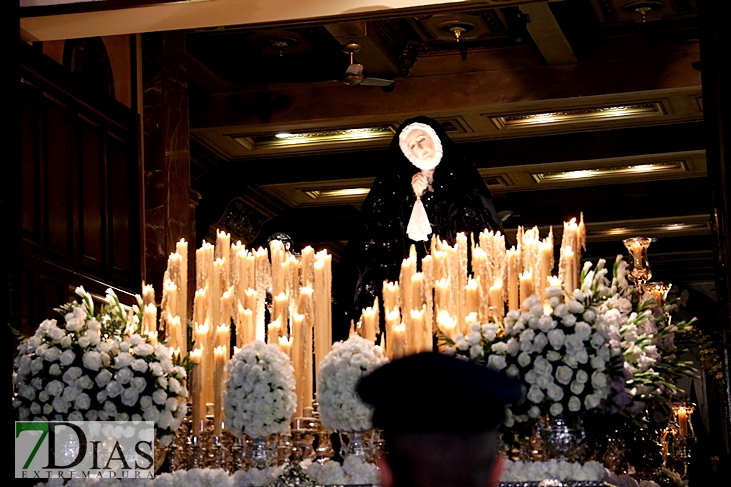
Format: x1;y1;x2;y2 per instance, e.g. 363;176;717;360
356;352;523;434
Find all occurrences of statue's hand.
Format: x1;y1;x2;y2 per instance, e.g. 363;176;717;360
411;172;429;197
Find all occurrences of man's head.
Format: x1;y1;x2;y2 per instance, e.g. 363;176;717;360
357;352;523;487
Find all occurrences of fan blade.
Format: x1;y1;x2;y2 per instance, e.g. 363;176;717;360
360;77;394;87
342;63;364;85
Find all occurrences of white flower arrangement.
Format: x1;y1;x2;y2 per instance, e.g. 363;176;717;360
443;259;628;423
500;460;607;482
305;457;380;485
12;287;188;447
317;335;389;433
605;256;696;418
223;340;296;439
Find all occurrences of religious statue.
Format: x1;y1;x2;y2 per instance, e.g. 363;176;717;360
333;116;503;340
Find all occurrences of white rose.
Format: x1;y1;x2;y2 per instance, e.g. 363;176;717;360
103;401;117;414
469;345;483;360
75;393;91;410
95;369;113;387
45;380;64;396
59;350;75;366
518;352;531;367
62;386;80;402
553;304;568;318
140;396;153;410
591;371;607;389
547;351;561;361
153;389;168;405
566;300;584;314
536;374;551;389
583;310;596;322
528;406;541;419
121;388;140;407
52;396;69;413
30;358;44;375
43;404;53;415
38;391;49;403
487;355;507;370
547;383;564;401
30;402;42;415
584;393;601;410
60;336;72;348
575;349;589;364
570;380;585;395
568;396;581;412
565;334;584;351
564;354;578;368
78;336;91;348
547;329;566;350
115;367;133;385
590;356;606;371
62;366;82;384
590;333;605;348
105;380;123;398
82;351;102;371
555;365;573;385
506;364;520;378
537;316;555;333
149;363;163;376
131;359;149;373
531;333;548;353
134;344;154;357
168;378;182;394
115;352;133;368
48;364;61;376
562;314;577;327
550;402;563;417
96;390;107;403
491;342;508;355
506;338;519;356
47;327;65;342
44;347;62;362
533;357;552;376
527;386;545;404
76;375;93;390
576;369;589;383
575;322;592;340
130;377;147;393
525;370;537;385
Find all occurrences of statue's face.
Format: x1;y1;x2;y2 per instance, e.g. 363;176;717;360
403;128;439;170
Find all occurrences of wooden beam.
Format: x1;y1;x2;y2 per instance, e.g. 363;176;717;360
521;2;577;65
20;0;539;41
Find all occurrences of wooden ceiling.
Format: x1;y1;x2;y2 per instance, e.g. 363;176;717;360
186;0;713;290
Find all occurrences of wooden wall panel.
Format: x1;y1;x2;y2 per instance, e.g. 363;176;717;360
43;95;71;255
78;117;104;268
20;42;141;329
107;133;132;275
21;82;37;241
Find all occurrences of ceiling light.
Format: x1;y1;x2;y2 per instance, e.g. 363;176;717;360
234;126;396;150
302;188;371;200
490;102;664;129
532;161;686;183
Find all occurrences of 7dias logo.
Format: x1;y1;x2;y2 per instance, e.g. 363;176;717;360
15;421;155;479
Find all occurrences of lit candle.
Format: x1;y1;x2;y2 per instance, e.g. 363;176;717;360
212;259;224;333
437;311;458;348
268;319;281;346
411;273;424;312
563;246;575;294
297;288;315;409
176;239;189;337
193;287;207;328
142;303;157;335
391;323;407;360
195;322;213;405
190;348;204;436
278;334;293;359
520;271;533;309
301;246;315;288
382;281;400;313
362;303;378;343
507;248;520;312
385;309;401;360
465;278;479;318
314;254;332;382
213;346;225;436
291;312;305;417
142;283;155;307
216;323;230;360
273;292;289;334
539;242;553;302
489;279;504;320
147;331;158;345
254;247;270;342
677;406;688;437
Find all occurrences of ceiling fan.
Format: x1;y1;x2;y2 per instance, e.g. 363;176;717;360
341;42;395;90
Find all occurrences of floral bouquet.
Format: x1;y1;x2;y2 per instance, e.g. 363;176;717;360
604;257;696;423
223;340;297;439
317;335;388;433
442;259;628;424
12;287;189;446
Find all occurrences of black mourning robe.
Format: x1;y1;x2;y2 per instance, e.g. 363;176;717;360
332;116;503;341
